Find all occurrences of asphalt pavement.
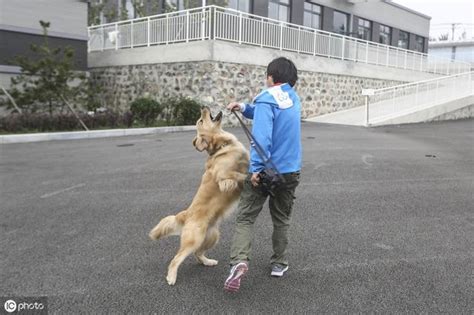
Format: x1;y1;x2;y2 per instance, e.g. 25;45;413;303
1;119;473;313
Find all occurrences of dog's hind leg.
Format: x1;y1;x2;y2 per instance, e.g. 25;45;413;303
195;227;220;266
166;223;206;286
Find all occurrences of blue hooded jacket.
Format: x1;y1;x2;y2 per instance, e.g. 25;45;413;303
240;83;302;174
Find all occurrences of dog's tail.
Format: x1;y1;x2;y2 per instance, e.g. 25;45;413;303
149;210;187;240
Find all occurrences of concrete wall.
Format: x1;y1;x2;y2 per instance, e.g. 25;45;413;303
0;0;88;40
428;104;474;122
89;41;440;82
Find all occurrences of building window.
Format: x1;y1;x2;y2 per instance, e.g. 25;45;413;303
303;1;322;29
398;30;409;49
228;0;251;12
268;0;291;23
379;24;391;45
333;10;348;35
415;35;425;52
357;17;371;40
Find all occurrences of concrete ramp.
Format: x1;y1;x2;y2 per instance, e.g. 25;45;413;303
305;72;474;127
305;95;474;127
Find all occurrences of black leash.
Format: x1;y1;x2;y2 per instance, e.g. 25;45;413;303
231;110;285;184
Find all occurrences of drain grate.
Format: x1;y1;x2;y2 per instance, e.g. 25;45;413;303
117;143;134;147
425;154;437;158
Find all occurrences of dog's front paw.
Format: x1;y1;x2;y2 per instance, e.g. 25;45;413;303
218;179;238;192
166;274;177;286
203;259;218;266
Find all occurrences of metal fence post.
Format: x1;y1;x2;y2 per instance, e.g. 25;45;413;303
341;36;345;60
395;49;398;68
201;7;205;40
166;15;169;44
213;7;217;40
260;18;263;47
386;45;389;66
186;11;189;42
147;18;151;46
239;12;242;44
115;23;119;50
131;21;134;48
362;89;374;127
328;34;331;58
279;22;283;50
365;41;369;64
375;44;379;65
101;27;104;51
87;28;91;52
313;31;316;56
419;54;423;71
404;50;407;69
297;26;301;53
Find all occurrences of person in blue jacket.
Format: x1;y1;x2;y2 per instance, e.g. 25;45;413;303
224;57;302;292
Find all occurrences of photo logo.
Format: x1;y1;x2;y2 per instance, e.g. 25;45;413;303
4;300;16;313
1;297;47;314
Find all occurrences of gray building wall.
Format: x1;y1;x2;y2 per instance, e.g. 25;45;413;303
0;0;88;39
311;0;430;37
290;0;304;26
0;0;88;71
429;41;474;63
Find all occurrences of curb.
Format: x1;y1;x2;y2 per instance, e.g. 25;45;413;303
0;126;197;144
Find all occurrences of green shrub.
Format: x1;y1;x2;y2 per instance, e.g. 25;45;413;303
164;97;201;126
129;98;162;126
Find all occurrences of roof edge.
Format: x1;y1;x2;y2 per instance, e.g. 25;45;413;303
385;1;432;20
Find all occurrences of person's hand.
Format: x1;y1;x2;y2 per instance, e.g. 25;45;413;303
227;102;241;112
250;172;260;187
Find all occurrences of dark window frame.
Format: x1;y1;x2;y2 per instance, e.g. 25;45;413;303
398;30;409;49
357;17;371;41
268;0;292;23
303;1;322;29
379;24;391;45
414;35;425;52
333;10;349;35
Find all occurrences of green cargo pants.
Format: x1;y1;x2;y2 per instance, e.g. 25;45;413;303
229;172;300;266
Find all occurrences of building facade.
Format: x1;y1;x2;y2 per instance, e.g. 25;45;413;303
0;0;89;87
429;40;474;65
92;0;430;53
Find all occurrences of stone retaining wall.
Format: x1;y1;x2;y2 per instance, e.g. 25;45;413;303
90;60;403;125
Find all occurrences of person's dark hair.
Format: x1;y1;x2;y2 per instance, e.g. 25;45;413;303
266;57;298;87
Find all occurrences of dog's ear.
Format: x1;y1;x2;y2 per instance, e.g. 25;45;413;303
213;111;223;126
193;136;208;152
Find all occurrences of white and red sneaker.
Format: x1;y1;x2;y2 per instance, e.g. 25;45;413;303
224;262;248;292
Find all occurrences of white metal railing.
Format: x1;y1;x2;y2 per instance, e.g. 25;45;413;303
362;71;474;125
88;5;471;75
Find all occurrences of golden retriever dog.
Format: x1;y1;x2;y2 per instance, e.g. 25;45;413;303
149;107;249;285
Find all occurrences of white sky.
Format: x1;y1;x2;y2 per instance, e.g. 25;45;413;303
394;0;474;40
